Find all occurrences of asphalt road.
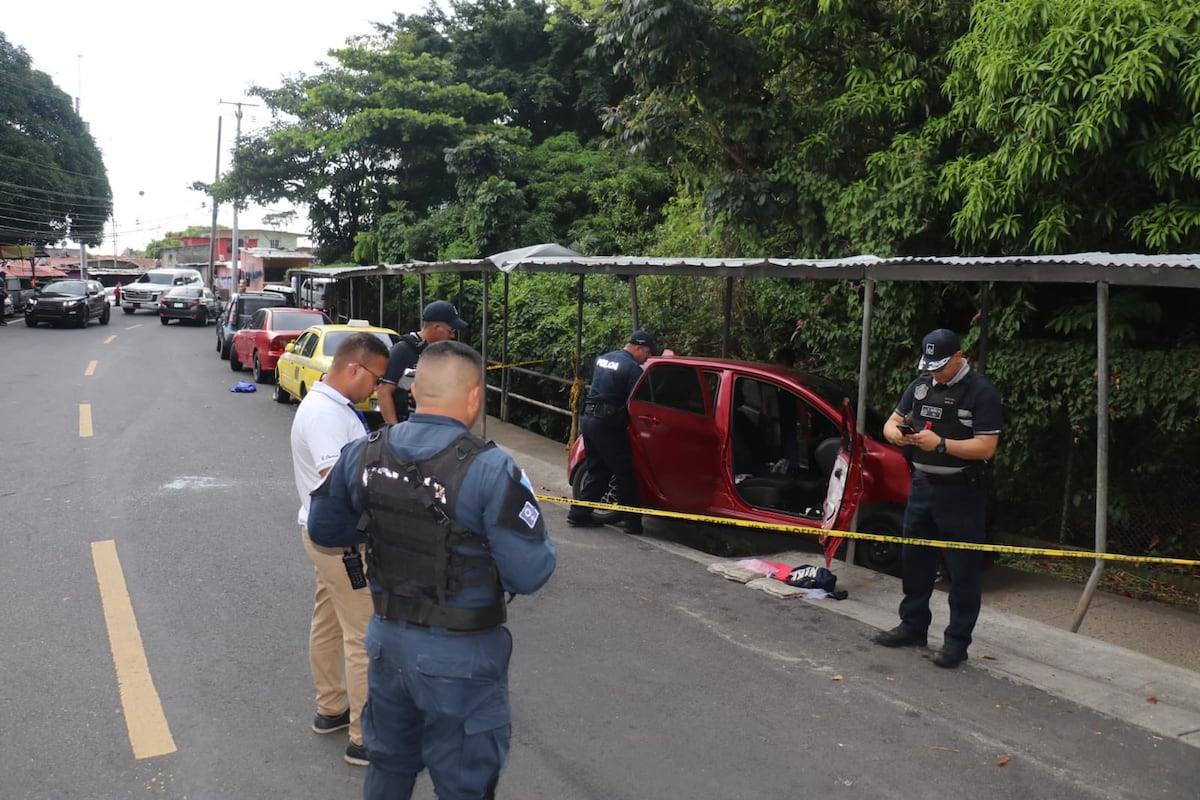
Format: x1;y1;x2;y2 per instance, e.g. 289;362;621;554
0;314;1196;800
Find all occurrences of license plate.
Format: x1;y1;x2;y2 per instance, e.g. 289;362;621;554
172;302;185;308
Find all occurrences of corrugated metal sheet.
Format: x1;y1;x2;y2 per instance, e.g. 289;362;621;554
287;249;1200;288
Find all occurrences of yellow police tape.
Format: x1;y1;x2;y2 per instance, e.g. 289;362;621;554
486;358;556;370
538;495;1200;569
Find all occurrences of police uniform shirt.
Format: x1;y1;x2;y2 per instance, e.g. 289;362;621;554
895;361;1002;474
380;333;425;418
307;414;558;603
587;348;643;405
290;381;368;526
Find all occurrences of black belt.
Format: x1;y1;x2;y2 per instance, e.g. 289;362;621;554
372;592;505;632
584;401;623;419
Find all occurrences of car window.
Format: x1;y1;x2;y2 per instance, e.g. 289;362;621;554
165;285;201;298
299;332;320;358
321;330;398;356
633;363;707;415
42;280;87;294
248;309;266;329
271;310;329;331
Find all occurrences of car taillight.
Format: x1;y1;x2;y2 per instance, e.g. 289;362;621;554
270;335;288;351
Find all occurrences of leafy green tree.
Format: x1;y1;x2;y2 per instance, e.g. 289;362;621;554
0;32;111;246
934;0;1200;253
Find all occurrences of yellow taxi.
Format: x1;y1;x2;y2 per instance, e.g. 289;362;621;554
272;321;400;411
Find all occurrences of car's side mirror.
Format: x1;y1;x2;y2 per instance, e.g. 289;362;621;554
284;342;296;353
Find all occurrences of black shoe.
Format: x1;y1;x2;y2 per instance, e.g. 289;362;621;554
312;709;350;734
873;626;928;648
344;741;369;766
932;646;968;669
567;517;604;528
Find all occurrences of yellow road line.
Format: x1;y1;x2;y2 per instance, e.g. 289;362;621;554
91;540;177;760
104;335;116;344
85;360;98;376
124;324;141;331
79;404;93;437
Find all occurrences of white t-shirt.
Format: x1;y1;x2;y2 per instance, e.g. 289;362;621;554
290;381;368;526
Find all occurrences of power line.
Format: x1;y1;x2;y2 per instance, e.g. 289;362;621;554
0;152;107;182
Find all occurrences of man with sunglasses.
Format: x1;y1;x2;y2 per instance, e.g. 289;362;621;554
377;300;468;424
290;332;391;765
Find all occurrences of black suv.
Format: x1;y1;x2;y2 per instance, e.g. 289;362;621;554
25;279;111;327
216;292;289;359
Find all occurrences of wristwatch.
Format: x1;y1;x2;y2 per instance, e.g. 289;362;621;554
935;437;947;454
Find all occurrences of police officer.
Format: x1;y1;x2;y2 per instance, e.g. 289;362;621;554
307;340;557;800
567;329;662;534
873;329;1002;668
376;300;468;424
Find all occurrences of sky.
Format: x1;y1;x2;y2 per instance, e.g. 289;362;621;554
4;1;430;254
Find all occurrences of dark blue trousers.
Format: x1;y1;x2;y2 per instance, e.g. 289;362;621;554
362;618;512;800
898;473;988;651
569;414;641;530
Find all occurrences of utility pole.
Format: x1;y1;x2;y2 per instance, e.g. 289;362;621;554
209;116;222;295
218;100;259;296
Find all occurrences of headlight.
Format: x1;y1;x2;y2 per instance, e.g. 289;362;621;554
64;299;81;307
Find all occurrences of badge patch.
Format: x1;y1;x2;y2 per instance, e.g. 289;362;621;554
920;405;943;420
519;501;541;529
914;384;929;400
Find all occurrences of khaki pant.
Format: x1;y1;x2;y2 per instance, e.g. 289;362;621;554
301;526;373;745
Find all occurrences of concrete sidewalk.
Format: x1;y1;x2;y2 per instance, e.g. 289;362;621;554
481;415;1200;750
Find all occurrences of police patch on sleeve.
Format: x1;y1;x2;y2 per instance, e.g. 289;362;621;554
518;501;541;529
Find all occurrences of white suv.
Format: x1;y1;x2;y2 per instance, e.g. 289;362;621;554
121;268;204;314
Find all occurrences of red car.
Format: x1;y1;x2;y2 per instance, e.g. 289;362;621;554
567;355;912;572
230;307;331;383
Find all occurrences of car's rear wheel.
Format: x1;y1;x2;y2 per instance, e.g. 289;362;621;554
299;383;308;400
855;506;904;575
252;353;272;384
570;465;621;524
220;338;231;360
230;348;243;371
197;309;208;326
273;381;292;404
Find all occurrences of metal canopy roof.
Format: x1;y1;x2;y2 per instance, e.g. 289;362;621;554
288;250;1200;288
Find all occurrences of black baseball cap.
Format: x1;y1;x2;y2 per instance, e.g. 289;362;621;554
628;329;662;356
918;328;961;372
422;300;468;330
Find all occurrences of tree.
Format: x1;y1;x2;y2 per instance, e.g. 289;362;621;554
0;32;111;246
934;0;1200;253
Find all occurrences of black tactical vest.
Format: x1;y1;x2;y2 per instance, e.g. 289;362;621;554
356;427;506;631
910;371;977;471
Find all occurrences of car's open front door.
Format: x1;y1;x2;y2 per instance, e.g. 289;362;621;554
819;399;867;566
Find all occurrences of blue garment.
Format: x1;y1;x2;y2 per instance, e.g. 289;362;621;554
307;413;556;800
585;348;642;404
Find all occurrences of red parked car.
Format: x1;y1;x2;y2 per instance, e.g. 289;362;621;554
230;307;331;383
567;355;912;572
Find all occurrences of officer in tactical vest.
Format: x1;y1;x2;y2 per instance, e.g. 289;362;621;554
376;300;468;424
873;328;1002;669
567;329;662;534
307;340;558;799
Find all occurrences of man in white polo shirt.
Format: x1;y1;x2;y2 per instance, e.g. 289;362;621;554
290;331;391;766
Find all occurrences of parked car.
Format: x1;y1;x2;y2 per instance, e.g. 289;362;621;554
158;285;221;325
274;321;400;410
215;291;290;360
5;275;36;313
2;292;11;319
260;283;298;306
24;279;111;328
566;355;912;572
230;307;331;382
298;277;335;313
121;268;203;314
